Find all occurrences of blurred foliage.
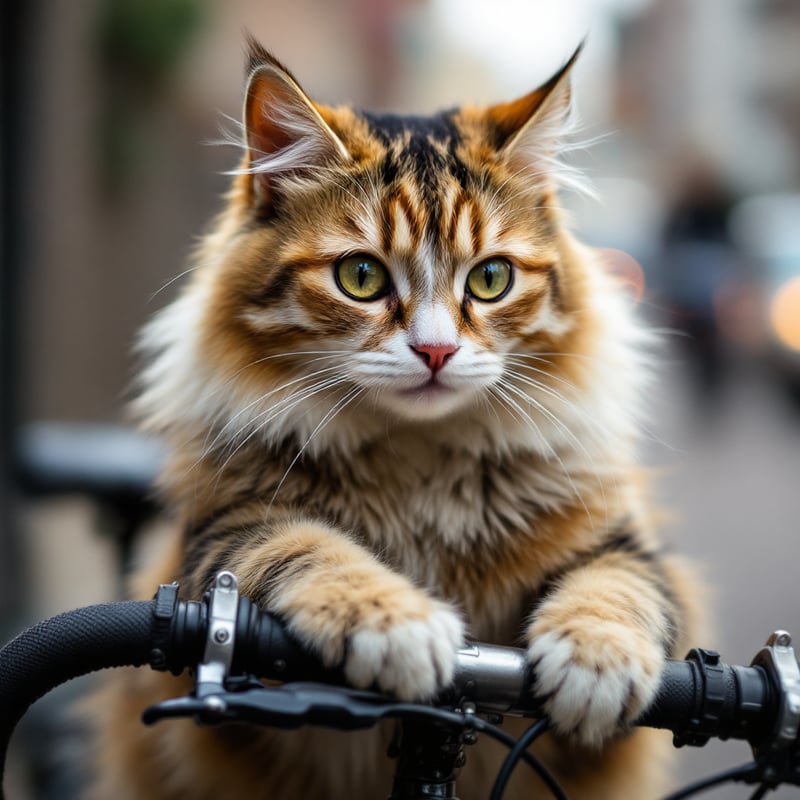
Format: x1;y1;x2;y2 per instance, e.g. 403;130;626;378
96;0;205;86
94;0;207;197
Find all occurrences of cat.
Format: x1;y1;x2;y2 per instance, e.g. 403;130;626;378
89;36;699;800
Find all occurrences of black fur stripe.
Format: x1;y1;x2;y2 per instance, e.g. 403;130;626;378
532;519;682;655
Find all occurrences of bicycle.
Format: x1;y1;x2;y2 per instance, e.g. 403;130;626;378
1;570;799;800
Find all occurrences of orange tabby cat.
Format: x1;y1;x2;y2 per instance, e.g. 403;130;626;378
90;38;698;799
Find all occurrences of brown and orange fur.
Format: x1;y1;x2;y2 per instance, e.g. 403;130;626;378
90;40;699;799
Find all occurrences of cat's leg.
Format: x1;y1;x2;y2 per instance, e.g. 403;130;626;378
187;516;464;700
525;532;686;749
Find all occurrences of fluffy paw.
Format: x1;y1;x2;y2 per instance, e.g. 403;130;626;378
344;602;463;700
527;618;664;748
272;571;464;701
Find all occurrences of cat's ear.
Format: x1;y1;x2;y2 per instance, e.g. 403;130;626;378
242;38;351;207
487;44;582;181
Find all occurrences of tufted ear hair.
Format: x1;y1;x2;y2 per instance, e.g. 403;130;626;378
486;44;582;184
242;37;351;208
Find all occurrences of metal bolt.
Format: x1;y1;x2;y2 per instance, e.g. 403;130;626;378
204;696;227;715
776;632;792;648
218;573;233;588
149;648;166;669
213;627;230;644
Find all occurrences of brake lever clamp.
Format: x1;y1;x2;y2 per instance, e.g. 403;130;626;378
751;630;800;752
751;631;800;762
196;571;239;699
747;630;800;788
143;572;244;726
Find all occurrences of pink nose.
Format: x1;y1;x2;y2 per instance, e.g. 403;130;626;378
411;343;458;373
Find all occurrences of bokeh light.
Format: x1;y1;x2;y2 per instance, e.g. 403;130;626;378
770;276;800;352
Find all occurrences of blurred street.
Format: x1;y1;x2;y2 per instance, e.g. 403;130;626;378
648;351;800;797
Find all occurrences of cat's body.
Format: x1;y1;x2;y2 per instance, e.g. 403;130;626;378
90;40;698;799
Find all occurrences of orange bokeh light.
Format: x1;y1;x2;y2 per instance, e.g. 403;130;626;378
770;276;800;352
597;248;645;304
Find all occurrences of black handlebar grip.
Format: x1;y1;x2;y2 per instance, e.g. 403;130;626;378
638;660;702;730
0;600;156;796
234;597;339;683
637;655;774;746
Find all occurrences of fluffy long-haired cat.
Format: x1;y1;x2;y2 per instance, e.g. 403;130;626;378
90;37;698;799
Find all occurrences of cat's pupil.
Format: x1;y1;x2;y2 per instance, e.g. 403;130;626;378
484;265;495;288
358;263;369;288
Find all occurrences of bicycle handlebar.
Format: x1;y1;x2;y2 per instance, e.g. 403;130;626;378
0;572;797;799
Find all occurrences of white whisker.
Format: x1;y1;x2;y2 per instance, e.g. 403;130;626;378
201;363;345;459
150;262;209;301
498;376;606;530
267;385;365;510
210;375;352;489
190;349;351;463
494;378;593;528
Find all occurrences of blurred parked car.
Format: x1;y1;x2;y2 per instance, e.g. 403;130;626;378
730;193;800;404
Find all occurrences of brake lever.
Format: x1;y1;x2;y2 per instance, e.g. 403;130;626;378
144;682;411;731
146;572;479;734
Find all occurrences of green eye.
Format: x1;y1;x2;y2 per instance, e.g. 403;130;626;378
466;258;513;301
335;255;390;301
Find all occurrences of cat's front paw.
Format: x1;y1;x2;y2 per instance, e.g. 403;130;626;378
527;613;664;748
344;600;463;700
272;570;464;701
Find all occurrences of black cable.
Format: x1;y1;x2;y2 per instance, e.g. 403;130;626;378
748;784;772;800
473;717;566;800
490;717;556;800
660;762;761;800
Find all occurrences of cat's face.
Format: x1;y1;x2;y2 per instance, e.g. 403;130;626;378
194;43;599;436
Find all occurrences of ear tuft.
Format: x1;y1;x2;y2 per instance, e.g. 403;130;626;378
244;31;272;77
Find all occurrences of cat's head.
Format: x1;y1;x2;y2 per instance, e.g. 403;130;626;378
138;39;646;458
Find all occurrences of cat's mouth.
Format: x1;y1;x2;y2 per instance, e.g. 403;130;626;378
399;376;451;397
373;373;483;421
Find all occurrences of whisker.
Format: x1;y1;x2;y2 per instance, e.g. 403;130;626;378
267;385;365;510
150;262;210;301
495;378;594;528
504;351;665;449
504;350;596;364
504;356;582;397
498;377;606;530
210;375;352;487
194;350;351;458
201;363;345;458
490;384;552;459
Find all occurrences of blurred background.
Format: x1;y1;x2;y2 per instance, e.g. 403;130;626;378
2;0;799;797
